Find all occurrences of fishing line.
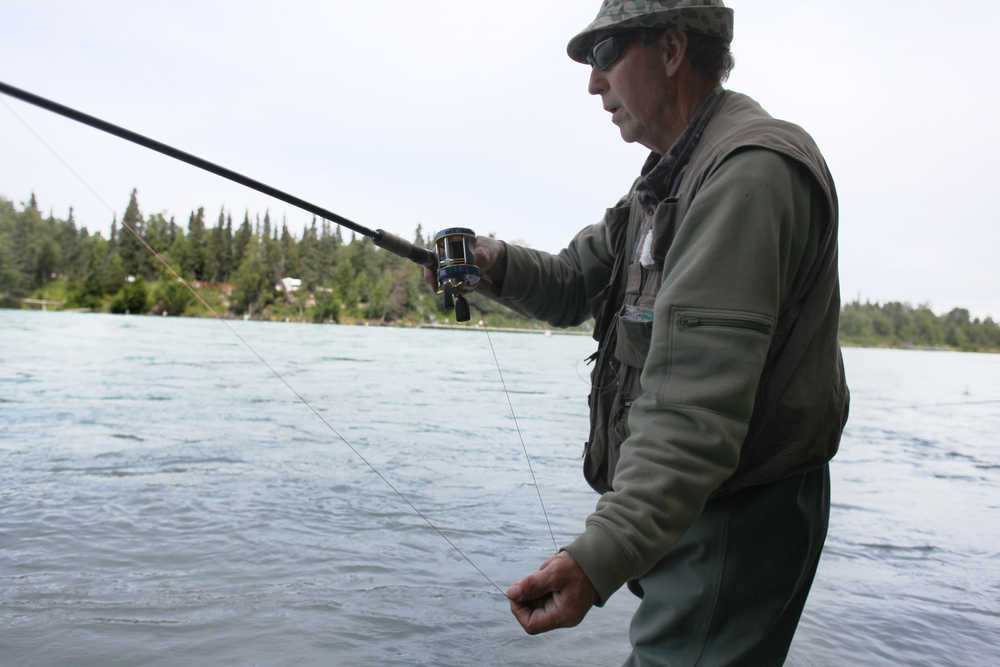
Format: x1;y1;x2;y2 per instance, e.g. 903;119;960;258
2;94;509;599
482;327;558;552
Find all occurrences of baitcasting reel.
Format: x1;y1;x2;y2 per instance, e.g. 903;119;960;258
433;227;480;322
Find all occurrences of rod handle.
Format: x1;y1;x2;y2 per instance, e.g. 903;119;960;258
373;229;437;269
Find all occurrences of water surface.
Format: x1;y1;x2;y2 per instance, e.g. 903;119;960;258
2;311;998;665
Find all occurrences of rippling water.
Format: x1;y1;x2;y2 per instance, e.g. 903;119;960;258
2;310;998;666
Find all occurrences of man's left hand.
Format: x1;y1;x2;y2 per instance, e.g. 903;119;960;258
506;551;597;634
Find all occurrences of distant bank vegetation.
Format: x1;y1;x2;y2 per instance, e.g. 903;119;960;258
2;192;997;351
838;301;999;352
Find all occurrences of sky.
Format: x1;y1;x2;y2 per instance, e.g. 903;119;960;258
2;1;998;319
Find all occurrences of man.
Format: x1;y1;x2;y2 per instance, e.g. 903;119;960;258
449;2;849;663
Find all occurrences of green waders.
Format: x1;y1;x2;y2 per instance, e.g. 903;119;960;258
623;464;830;667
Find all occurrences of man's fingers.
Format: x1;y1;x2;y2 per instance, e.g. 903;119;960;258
506;552;570;601
422;266;437;291
509;593;560;635
538;552;560;570
506;569;552;602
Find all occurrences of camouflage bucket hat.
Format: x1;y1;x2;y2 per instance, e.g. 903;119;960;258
567;0;734;64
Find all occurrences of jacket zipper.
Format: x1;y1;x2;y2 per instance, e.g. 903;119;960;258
678;315;772;335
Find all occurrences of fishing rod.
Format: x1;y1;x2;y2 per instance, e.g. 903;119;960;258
0;79;480;321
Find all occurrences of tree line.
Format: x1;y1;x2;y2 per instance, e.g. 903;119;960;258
1;191;998;350
0;190;442;323
838;300;1000;352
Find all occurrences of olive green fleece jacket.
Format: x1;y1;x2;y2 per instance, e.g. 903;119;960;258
484;91;848;603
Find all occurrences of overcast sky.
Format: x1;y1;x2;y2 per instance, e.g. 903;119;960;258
2;1;997;318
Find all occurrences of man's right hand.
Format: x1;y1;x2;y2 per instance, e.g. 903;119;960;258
507;550;597;634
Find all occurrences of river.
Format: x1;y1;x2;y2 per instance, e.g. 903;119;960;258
1;310;997;665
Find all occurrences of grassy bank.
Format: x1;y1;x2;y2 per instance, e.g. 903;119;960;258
16;278;593;334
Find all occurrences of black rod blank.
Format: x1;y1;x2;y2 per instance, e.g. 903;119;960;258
0;80;436;268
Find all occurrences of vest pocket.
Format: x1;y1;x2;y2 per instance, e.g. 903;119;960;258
615;310;653;370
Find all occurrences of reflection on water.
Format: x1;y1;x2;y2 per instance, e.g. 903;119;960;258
1;311;998;666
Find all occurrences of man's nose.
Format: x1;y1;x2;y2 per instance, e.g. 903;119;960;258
587;67;606;96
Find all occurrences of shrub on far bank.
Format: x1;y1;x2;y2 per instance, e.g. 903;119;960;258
153;279;193;316
110;279;149;314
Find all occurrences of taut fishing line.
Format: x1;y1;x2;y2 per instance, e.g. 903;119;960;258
1;89;554;599
483;327;559;552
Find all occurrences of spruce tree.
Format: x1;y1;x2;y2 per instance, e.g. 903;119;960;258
299;217;320;288
185;207;206;280
58;207;84;279
168;230;190;279
280;221;298;278
231;238;273;315
234;211;252;269
117;189;145;277
222;213;234;281
167;216;178;247
145;212;170;254
204;211;222;283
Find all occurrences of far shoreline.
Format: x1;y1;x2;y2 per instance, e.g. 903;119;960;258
6;306;998;352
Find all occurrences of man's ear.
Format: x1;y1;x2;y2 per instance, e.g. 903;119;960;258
660;28;689;77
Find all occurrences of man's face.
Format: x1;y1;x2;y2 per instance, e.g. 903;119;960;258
587;33;676;152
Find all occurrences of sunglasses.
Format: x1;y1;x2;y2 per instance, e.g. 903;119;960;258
586;32;638;71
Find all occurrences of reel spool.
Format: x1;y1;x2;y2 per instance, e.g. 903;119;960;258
433;227;480;322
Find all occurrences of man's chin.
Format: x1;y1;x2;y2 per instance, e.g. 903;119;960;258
613;119;640;145
617;127;638;145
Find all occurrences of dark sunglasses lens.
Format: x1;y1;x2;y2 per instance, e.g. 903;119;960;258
589;35;623;70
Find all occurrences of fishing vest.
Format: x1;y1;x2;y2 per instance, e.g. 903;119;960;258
584;90;849;497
